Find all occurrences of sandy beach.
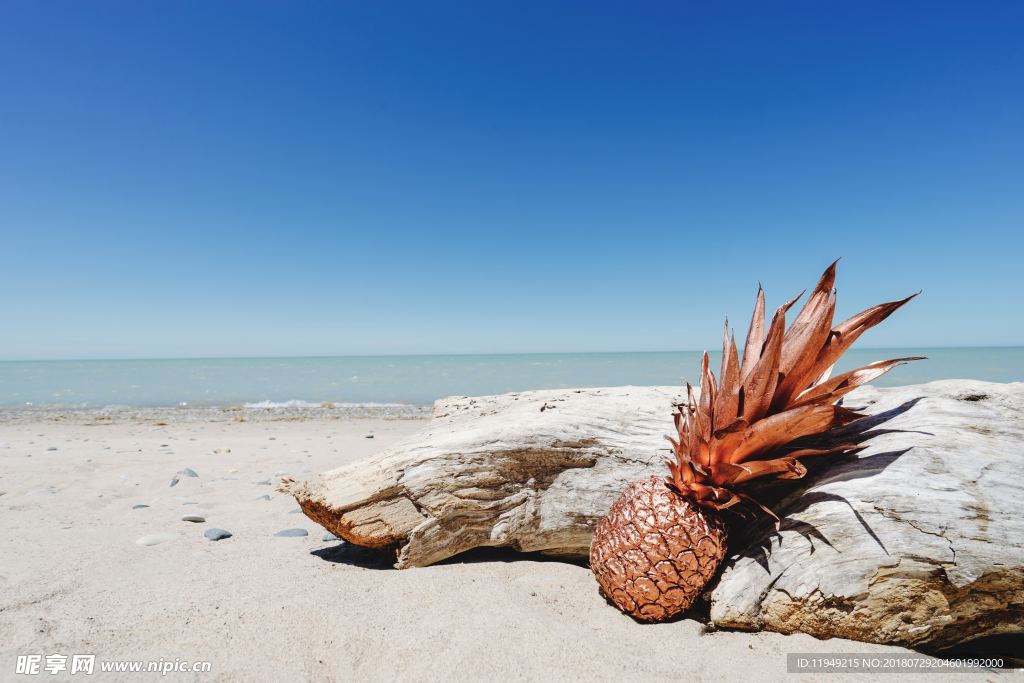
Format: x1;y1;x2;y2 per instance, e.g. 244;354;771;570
0;407;1009;682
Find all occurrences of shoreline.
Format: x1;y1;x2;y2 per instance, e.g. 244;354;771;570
2;377;1021;426
0;402;433;425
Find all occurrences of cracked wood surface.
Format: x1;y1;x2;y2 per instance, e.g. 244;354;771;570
284;386;683;568
709;379;1024;650
285;380;1023;649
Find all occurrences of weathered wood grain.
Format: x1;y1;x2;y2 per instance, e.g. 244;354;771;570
283;380;1024;649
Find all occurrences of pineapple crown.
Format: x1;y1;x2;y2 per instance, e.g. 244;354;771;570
665;261;921;519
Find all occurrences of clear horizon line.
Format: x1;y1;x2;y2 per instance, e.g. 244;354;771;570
1;344;1022;364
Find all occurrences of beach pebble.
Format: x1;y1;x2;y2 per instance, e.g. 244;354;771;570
131;504;150;510
169;477;180;488
182;515;205;523
179;468;198;477
136;533;176;546
365;434;374;439
322;533;340;542
255;494;271;501
289;507;303;514
274;528;308;537
47;446;58;451
204;528;233;541
254;479;272;486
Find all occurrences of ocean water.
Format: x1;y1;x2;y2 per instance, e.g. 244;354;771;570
0;348;1020;409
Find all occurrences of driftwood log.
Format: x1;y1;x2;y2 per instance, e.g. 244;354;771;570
284;380;1023;650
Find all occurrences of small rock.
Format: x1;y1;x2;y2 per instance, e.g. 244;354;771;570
136;533;176;546
274;528;308;537
255;494;271;501
47;446;57;451
254;479;272;486
131;504;149;510
169;477;179;488
180;468;198;477
365;434;374;439
322;533;340;542
182;515;205;523
289;508;303;514
205;528;232;541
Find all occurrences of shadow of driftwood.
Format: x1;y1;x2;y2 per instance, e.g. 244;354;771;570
311;541;590;570
941;633;1024;666
311;542;397;569
438;546;590;567
725;398;925;572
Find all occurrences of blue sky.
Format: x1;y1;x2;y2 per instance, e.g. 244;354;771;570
1;1;1021;360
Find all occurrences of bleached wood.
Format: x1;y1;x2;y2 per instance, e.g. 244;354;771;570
708;379;1024;650
284;381;1023;649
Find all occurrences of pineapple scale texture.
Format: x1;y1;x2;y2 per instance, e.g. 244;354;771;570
590;476;728;621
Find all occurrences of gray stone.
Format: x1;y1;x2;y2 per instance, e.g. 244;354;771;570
322;533;340;542
169;476;179;487
255;494;272;501
182;515;205;523
179;467;198;477
204;528;232;541
131;504;149;510
274;528;308;537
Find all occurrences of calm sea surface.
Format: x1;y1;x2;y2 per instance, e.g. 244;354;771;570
0;348;1020;408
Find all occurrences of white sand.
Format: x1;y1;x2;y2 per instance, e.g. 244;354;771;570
0;412;1007;681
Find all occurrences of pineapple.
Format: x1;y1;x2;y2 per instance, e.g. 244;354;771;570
589;262;921;622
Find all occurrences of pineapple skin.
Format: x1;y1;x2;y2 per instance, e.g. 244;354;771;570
589;476;728;621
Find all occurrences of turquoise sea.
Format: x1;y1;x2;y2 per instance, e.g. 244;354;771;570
0;348;1021;409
